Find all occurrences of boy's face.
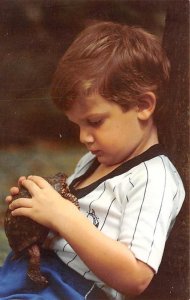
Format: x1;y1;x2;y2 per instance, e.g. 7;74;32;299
66;94;154;166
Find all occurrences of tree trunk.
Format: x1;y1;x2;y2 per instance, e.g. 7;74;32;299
136;1;189;300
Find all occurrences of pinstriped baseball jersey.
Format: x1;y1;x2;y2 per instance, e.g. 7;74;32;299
53;144;185;300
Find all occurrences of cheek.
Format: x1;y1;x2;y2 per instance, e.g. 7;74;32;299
95;120;134;147
103;132;124;148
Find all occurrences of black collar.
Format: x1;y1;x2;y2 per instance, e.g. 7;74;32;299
69;144;166;198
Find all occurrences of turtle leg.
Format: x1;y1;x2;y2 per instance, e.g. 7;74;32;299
27;244;48;287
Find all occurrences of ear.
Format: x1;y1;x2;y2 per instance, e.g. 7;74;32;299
136;92;156;121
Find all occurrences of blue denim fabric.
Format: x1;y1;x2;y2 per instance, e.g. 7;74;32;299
0;250;108;300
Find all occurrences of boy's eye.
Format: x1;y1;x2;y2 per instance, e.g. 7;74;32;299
87;119;103;127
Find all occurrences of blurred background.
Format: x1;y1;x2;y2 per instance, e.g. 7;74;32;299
0;1;189;299
0;0;167;146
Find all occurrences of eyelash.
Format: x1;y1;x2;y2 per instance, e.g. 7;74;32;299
87;119;103;127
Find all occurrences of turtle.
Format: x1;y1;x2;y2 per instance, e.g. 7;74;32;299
4;172;79;287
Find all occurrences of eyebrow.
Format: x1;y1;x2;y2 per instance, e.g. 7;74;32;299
85;112;109;119
66;111;109;125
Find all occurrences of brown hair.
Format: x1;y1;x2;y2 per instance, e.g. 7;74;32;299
51;21;170;118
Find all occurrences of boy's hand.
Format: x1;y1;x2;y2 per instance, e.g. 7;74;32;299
8;175;75;231
5;176;26;204
42;232;60;249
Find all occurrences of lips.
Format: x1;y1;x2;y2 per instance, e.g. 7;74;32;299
90;150;102;156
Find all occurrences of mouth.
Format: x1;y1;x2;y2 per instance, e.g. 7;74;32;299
90;150;102;156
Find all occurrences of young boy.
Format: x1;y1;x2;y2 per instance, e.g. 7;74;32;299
1;21;185;300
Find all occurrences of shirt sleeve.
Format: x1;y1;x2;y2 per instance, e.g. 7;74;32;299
118;156;184;273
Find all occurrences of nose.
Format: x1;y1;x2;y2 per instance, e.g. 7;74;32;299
79;127;94;145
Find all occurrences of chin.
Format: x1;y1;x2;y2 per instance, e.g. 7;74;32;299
97;156;117;166
96;156;109;164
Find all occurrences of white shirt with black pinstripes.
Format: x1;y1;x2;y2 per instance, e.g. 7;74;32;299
53;144;185;300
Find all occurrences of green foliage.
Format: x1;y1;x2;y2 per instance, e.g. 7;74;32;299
0;229;10;265
0;142;86;264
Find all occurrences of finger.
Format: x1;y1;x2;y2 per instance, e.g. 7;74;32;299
42;237;54;249
21;179;41;196
10;186;19;195
5;195;13;204
11;207;32;218
18;176;26;187
42;234;59;249
9;198;33;210
27;175;51;189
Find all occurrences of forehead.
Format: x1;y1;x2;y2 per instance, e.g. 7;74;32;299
66;94;117;118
